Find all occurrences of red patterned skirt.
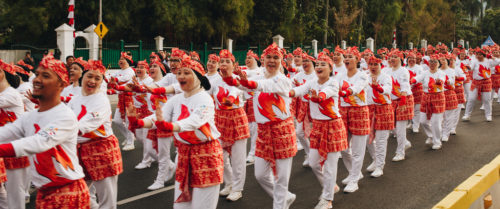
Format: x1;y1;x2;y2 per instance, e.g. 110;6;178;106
466;71;473;83
136;106;152;119
454;85;466;104
147;128;173;151
310;119;348;165
290;98;298;119
174;139;224;202
339;106;371;135
296;100;311;123
420;92;446;120
256;118;297;175
412;85;424;104
244;98;256;122
0;158;6;183
471;79;492;100
117;93;133;119
36;179;90;209
369;104;395;130
444;90;458;110
4;156;30;169
391;95;415;121
491;74;500;89
215;108;250;145
78;135;123;181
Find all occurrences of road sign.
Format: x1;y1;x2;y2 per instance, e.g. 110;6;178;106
94;22;108;39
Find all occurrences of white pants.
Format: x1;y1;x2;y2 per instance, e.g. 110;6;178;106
0;184;7;209
88;175;118;209
464;82;471;103
222;139;247;192
421;113;444;147
442;108;459;139
173;182;219;209
465;89;492;118
247;122;258;157
412;104;422;130
136;128;157;164
309;150;340;201
112;108;134;145
367;130;390;169
295;121;310;156
341;135;367;183
5;168;30;209
394;120;408;156
155;137;176;183
254;157;294;209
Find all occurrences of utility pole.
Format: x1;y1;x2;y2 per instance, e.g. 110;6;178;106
98;0;102;60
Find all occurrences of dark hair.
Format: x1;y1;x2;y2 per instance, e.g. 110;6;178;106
192;69;211;90
16;65;30;82
4;71;20;88
256;59;261;67
66;55;75;61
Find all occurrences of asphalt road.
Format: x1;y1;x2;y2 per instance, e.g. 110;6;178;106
25;102;500;209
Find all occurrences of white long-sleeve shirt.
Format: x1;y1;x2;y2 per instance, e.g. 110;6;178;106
61;85;81;99
0;87;25;125
470;60;492;80
454;66;466;87
133;76;154;109
366;73;393;105
490;58;500;75
156;73;178;99
336;70;369;107
0;103;85;188
292;71;317;102
333;64;347;76
407;65;424;87
68;92;114;143
382;66;412;100
16;82;36;112
207;75;244;110
292;77;341;120
414;70;447;93
109;67;135;85
440;67;456;90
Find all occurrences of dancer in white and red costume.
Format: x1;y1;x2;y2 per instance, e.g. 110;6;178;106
406;53;424;133
462;49;493;121
243;50;262;163
0;54;90;208
68;60;123;209
439;54;459;142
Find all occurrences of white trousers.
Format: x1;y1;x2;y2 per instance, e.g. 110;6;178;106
247;122;258;157
5;168;30;209
309;150;340;201
136;128;157;164
394;120;408;156
222;139;247;192
412;104;422;130
421;113;444;147
341;135;367;183
112;108;134;145
88;175;118;209
465;89;492;118
0;184;7;209
295;121;310;155
442;108;459;139
450;106;462;133
367;130;390;169
254;157;294;209
173;182;220;209
155;137;176;183
464;83;471;103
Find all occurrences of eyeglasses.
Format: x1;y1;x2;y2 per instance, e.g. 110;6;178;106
169;59;181;63
429;60;439;63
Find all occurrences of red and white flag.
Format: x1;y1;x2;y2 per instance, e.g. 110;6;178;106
68;0;75;37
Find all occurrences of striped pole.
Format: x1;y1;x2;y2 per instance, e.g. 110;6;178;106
68;0;75;37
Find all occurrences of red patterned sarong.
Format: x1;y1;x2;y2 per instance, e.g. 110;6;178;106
290;98;298;119
412;84;424;104
391;95;414;121
296;100;311;123
369;104;395;131
147;128;173;151
136;106;152;119
420;92;446;120
78;135;123;181
117;93;133;119
492;74;500;89
174;139;224;203
36;179;90;209
0;158;6;183
4;156;30;169
339;106;370;135
444;90;458;110
471;79;492;100
244;98;256;122
215;108;250;154
309;119;348;166
255;118;297;175
454;85;466;104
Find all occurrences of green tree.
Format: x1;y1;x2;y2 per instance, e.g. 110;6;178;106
481;8;500;44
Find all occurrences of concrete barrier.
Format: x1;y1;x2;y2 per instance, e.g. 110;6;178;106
433;155;500;209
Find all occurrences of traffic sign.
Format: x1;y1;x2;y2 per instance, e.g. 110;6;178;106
94;22;108;39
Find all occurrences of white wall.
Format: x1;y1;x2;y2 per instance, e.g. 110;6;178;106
0;50;30;63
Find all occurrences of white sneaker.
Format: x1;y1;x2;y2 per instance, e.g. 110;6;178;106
246;155;255;163
462;115;470;121
219;186;232;196
302;155;310;167
226;191;242;201
405;141;412;150
371;167;384;178
406;123;412;129
486;116;492;122
441;136;449;142
297;142;303;151
450;130;456;135
480;104;484;110
285;193;296;209
165;164;176;182
366;162;376;172
461;104;465;110
147;181;165;190
412;128;419;133
122;143;135;151
341;173;363;185
135;161;152;169
432;144;442;150
343;182;359;193
314;198;332;209
425;138;432;145
392;154;405;162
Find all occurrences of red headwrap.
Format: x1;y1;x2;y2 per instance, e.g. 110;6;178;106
334;45;346;55
208;54;220;62
362;48;373;56
286;53;293;59
17;60;33;70
87;60;107;75
171;48;186;59
388;49;404;60
120;52;133;64
429;54;440;60
317;52;333;68
219;49;235;63
293;47;303;56
263;43;283;58
345;47;361;60
137;60;150;71
181;56;205;76
150;52;161;62
407;52;417;58
0;59;17;75
39;53;69;86
73;57;88;70
190;51;200;60
368;56;382;64
247;50;259;61
302;52;316;62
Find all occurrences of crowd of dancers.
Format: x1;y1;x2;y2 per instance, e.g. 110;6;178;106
0;42;498;209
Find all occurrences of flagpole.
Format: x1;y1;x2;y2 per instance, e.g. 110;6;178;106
98;0;102;60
